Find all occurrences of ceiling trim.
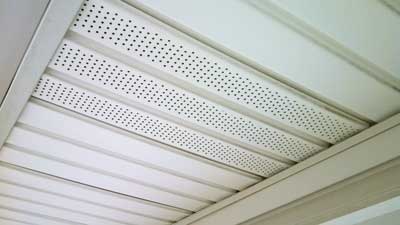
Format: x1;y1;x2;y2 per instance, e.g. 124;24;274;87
0;0;83;148
0;0;48;105
173;112;400;224
247;0;400;92
242;156;400;225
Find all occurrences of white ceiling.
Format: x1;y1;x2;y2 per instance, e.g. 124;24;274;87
0;0;399;224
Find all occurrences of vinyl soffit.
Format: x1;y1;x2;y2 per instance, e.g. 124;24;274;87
0;0;376;224
18;100;260;191
69;0;368;145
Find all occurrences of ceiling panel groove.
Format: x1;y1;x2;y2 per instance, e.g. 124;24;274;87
0;162;190;221
0;195;131;225
0;145;211;211
0;178;176;223
0;193;146;225
71;0;368;144
6;127;235;201
0;179;173;225
0;217;34;225
0;207;78;225
20;100;261;190
14;123;242;192
3;142;218;204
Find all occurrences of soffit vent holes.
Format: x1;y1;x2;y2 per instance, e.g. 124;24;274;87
33;75;289;177
50;40;323;161
71;0;367;143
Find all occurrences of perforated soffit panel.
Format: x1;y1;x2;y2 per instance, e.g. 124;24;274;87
0;0;371;224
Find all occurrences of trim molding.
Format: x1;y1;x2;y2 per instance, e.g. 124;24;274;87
242;157;400;225
0;0;49;105
173;113;400;224
0;0;83;148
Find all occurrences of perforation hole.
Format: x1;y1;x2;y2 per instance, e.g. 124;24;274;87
51;41;324;160
71;0;366;143
33;75;289;176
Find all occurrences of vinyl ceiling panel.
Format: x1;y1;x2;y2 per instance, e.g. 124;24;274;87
0;163;185;224
68;0;367;144
32;75;290;175
6;127;233;203
136;0;400;121
17;102;259;190
0;0;399;224
47;39;325;161
0;163;189;220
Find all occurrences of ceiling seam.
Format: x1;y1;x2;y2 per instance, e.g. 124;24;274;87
27;97;263;181
0;178;174;223
0;161;192;215
2;143;217;205
0;193;142;225
14;122;240;192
